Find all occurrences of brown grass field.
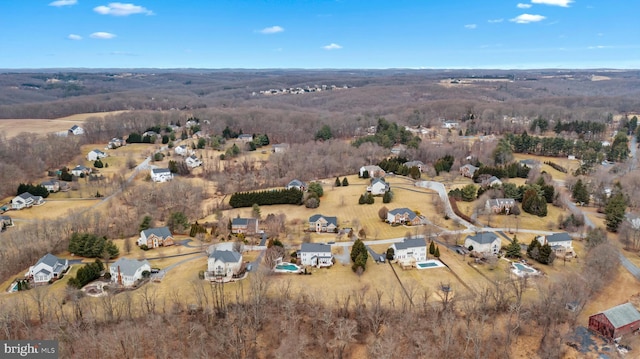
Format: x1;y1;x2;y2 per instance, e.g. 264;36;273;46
0;111;129;138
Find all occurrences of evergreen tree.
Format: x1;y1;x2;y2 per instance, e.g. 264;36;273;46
366;193;375;204
93;159;104;168
605;192;628;232
505;237;522;258
434;246;440;258
386;247;395;261
335;177;342;187
308;182;324;198
429;241;436;255
342;177;349;186
139;215;152;232
572;179;590;205
527;237;540;259
350;239;368;272
382;191;392;203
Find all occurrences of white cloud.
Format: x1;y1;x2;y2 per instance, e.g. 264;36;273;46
90;32;116;39
94;3;153;16
532;0;573;7
510;14;546;24
49;0;77;7
517;3;532;8
465;24;477;29
322;43;342;50
488;19;503;23
67;34;82;40
259;26;284;34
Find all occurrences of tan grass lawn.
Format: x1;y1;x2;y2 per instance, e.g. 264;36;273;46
4;199;101;222
512;153;580;182
0;111;129;138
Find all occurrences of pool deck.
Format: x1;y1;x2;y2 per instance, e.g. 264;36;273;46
415;260;445;270
273;262;302;274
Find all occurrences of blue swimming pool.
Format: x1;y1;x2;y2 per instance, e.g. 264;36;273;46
417;262;438;268
275;263;300;272
513;262;535;273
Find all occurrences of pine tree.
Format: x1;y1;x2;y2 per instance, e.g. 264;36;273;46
429;241;436;255
342;177;349;186
434;246;440;258
335;177;342;187
505;237;522;258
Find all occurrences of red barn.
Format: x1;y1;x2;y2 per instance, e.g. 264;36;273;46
588;303;640;340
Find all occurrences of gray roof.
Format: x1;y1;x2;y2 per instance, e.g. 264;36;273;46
72;165;89;171
208;250;242;263
151;168;171;174
405;160;424;168
519;159;538;166
142;226;172;238
232;217;257;227
90;149;105;154
388;208;417;220
309;214;338;227
487;198;516;207
18;192;41;201
35;253;67;273
466;232;500;244
599;303;640;329
110;258;150;277
300;243;332;254
394;238;426;250
371;178;389;187
287;179;306;188
546;232;572;243
41;180;58;186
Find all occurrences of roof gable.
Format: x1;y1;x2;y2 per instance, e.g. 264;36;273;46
142;226;172;238
546;232;572;243
301;243;331;253
309;214;337;226
601;303;640;329
395;238;426;250
388;208;416;219
467;232;499;244
209;250;242;263
111;258;150;277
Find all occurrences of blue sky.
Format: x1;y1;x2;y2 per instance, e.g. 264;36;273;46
1;0;638;69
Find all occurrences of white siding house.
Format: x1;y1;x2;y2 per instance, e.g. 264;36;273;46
27;253;69;284
536;232;575;257
11;192;44;210
464;232;501;255
367;178;390;195
87;149;108;161
207;250;243;280
150;168;173;182
390;238;427;266
185;154;202;168
110;258;151;287
299;243;333;267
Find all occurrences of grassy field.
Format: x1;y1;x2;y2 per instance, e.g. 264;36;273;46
0;111;129;138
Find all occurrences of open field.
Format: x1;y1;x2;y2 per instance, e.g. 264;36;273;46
0;111;129;138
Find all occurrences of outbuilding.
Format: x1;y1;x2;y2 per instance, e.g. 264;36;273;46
588;302;640;340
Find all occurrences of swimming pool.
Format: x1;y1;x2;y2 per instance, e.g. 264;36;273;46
274;262;301;273
415;260;445;269
513;262;535;273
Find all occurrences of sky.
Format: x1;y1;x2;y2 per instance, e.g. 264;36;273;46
1;0;639;69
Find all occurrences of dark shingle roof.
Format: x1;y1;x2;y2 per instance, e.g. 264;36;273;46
110;258;150;277
600;303;640;329
466;232;499;244
300;243;331;253
209;250;242;263
309;214;337;226
142;227;172;238
394;238;426;250
151;168;171;174
388;208;417;220
546;232;572;243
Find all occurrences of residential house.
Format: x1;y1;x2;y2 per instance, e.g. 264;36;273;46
137;227;174;248
299;243;333;267
272;143;290;153
308;214;338;233
589;303;640;340
110;258;151;287
390;144;407;155
71;165;91;177
464;232;501;255
185;154;202;168
536;232;575;257
387;208;423;226
482;176;502;188
390;238;427;266
405;160;426;173
207;250;243;280
443;120;460;129
519;159;539;168
143;130;159;138
238;134;254;143
150;168;173;183
367;178;390;195
87;149;108;161
174;145;191;156
27;253;69;284
107;137;126;149
11;192;44;210
231;217;259;235
68;125;84;135
286;179;307;192
41;180;60;193
485;198;517;214
359;165;385;178
459;164;479;178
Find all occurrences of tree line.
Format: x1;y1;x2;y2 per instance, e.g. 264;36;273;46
229;188;303;208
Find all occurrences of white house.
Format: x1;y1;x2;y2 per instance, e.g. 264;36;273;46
367;178;390;195
185;154;202;168
272;143;290;153
359;165;385;178
87;149;108;161
107;138;126;149
11;192;44;210
207;250;243;280
27;253;69;284
110;258;151;287
40;180;60;193
443;120;459;129
238;134;254;143
299;243;333;267
138;227;174;248
482;176;503;188
68;125;84;135
464;232;501;255
174;145;191;156
150;168;173;183
308;214;338;233
536;232;574;257
286;179;307;192
71;165;91;177
390;238;427;266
